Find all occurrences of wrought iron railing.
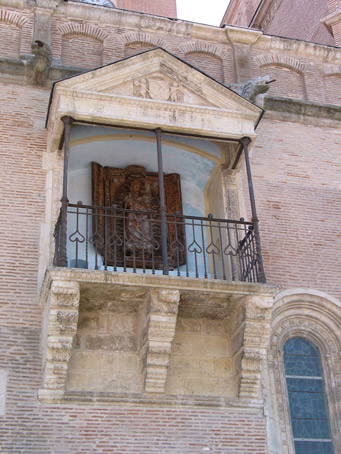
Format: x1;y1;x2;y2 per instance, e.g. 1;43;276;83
54;202;265;282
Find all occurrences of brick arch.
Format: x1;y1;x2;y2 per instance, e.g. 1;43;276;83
120;32;166;57
178;42;229;61
254;54;306;74
256;61;306;100
0;10;28;59
177;43;227;83
0;9;28;28
58;23;108;42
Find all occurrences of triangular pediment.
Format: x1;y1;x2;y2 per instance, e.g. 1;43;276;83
52;48;262;114
47;48;263;150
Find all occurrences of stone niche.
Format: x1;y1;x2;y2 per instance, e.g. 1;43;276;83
165;297;237;397
66;284;149;393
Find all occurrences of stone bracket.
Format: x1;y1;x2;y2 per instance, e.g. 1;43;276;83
39;280;80;401
231;295;273;399
144;289;180;393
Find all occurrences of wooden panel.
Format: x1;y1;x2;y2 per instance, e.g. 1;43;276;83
91;163;185;269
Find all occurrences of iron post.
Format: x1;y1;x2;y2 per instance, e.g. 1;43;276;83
155;128;169;275
240;137;266;283
57;116;72;267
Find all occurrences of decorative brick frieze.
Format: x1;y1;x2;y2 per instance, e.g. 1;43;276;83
144;289;180;393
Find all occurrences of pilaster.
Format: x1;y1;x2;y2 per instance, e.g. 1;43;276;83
225;26;263;83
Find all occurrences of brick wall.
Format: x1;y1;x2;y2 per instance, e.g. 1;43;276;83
0;3;340;453
324;75;341;105
257;64;306;101
117;0;177;18
266;0;334;46
0;23;21;58
184;52;224;83
62;34;103;68
247;117;341;300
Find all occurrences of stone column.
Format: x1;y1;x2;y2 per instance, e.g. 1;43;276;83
39;280;80;401
144;289;180;393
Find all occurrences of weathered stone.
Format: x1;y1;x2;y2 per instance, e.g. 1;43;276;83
84;334;137;352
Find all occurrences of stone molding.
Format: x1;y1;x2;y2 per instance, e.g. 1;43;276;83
321;9;341;27
0;8;28;27
225;26;263;46
39;280;80;401
144;289;180;393
265;289;341;454
61;391;265;409
323;64;341;76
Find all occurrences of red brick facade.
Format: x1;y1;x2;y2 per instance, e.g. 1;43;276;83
0;1;340;453
222;0;340;46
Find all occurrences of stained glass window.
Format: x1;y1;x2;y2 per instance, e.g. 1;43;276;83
283;337;334;454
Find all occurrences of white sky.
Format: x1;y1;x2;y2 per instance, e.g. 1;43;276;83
176;0;230;26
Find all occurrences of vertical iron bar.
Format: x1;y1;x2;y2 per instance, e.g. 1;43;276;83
155;128;169;275
240;137;266;283
218;221;226;280
85;207;89;268
201;219;207;279
57;116;72;267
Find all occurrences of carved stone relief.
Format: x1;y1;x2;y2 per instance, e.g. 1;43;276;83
133;77;184;102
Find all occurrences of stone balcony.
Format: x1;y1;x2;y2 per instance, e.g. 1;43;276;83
38;267;278;405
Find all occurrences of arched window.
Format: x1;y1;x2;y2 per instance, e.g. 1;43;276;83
283;337;334;454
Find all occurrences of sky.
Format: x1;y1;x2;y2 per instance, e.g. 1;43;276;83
176;0;230;26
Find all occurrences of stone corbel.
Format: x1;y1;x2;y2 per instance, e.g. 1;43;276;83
144;289;180;393
225;27;263;84
231;295;273;399
39;280;80;401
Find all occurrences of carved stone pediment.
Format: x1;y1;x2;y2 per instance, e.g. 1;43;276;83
100;73;215;107
46;48;263;150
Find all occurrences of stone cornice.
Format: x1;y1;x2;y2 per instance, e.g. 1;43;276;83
262;95;341;122
55;391;265;409
39;268;279;311
225;25;263;46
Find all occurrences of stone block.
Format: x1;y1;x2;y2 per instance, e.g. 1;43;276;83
176;318;203;334
119;353;140;373
213;358;233;377
66;371;89;391
178;376;234;397
77;312;107;332
107;313;137;334
84;334;137;352
203;319;229;337
170;334;192;355
190;335;229;357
